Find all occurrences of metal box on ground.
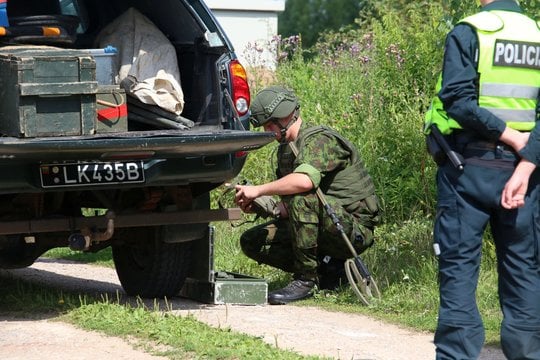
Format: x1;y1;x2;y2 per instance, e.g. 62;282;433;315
0;47;98;137
182;271;268;305
180;226;268;305
96;85;127;133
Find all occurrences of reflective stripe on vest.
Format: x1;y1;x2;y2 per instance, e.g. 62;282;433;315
481;83;539;100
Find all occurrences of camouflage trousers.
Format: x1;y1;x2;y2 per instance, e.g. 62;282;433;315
239;192;375;281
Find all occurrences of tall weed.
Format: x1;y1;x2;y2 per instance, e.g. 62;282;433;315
271;3;449;221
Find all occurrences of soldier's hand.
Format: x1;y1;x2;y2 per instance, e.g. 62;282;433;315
235;184;259;213
276;202;288;218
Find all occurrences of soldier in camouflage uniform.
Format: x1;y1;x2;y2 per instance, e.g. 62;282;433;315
235;85;380;305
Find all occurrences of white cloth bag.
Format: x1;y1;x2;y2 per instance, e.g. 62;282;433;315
96;7;184;115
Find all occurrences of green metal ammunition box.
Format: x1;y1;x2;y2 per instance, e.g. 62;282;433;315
182;272;268;305
180;226;268;305
0;47;98;137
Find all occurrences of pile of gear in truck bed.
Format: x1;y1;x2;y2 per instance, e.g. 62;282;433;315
0;1;193;138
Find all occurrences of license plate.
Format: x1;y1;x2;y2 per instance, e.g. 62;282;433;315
40;161;145;188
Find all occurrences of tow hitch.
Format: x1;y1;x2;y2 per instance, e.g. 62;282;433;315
68;211;116;251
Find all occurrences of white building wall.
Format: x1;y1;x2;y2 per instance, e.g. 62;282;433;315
203;0;285;69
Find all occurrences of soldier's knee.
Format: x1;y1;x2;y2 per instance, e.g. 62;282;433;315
239;232;249;252
239;230;259;257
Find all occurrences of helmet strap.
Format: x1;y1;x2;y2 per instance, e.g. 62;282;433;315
274;107;300;144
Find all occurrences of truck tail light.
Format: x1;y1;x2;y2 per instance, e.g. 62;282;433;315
229;60;250;116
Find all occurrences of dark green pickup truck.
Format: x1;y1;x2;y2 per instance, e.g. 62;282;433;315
0;0;274;298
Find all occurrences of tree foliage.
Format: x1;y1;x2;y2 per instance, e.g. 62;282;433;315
279;0;539;51
278;0;367;49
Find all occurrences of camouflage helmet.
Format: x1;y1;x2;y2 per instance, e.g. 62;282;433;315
249;86;299;127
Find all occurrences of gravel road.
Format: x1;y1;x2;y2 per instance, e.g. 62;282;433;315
0;258;506;359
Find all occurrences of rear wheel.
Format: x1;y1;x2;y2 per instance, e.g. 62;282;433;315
112;226;193;298
0;234;53;269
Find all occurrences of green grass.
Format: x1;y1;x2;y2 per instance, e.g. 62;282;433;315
68;300;324;359
44;247;114;267
0;276;323;359
0;276;80;316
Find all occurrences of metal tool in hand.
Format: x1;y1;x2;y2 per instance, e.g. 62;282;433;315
288;142;380;305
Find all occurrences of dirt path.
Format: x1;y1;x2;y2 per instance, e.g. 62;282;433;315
0;259;505;360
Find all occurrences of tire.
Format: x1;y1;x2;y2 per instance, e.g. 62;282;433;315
0;235;44;269
112;226;193;298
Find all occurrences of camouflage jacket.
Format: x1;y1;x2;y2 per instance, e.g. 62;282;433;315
277;122;377;215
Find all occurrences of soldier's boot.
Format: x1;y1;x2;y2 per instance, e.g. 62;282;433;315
267;278;316;305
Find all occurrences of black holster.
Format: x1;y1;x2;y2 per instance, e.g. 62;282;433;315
426;125;465;170
426;132;446;166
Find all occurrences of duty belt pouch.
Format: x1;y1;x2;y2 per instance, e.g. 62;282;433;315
426;133;446;166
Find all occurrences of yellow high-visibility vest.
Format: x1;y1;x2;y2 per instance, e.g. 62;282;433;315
425;10;540;135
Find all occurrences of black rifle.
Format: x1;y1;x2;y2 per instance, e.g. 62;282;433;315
428;124;465;171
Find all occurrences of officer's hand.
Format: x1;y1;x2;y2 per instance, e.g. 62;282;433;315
500;128;530;152
513;131;530;152
501;160;535;209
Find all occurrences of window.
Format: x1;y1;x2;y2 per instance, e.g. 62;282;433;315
59;0;88;33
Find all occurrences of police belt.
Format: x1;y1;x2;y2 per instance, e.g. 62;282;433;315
461;140;515;153
453;136;525;173
450;131;515;153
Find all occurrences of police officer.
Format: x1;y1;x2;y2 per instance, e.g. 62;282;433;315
235;85;380;305
425;0;540;358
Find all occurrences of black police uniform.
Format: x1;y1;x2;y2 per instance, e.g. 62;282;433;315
434;1;540;359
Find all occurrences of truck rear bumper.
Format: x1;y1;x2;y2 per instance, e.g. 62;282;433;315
0;208;241;236
0;129;275;161
0;129;274;193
